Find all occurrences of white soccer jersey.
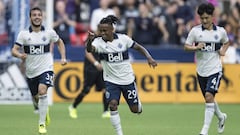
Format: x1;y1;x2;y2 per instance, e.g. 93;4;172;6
15;26;59;78
92;33;135;85
185;24;229;77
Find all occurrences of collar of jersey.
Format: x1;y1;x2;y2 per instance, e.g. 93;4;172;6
102;33;118;42
201;24;217;31
29;26;45;33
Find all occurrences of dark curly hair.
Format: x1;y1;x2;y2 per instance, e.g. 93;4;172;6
29;7;42;17
197;3;215;16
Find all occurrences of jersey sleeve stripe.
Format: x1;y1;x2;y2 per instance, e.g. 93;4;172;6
15;42;22;46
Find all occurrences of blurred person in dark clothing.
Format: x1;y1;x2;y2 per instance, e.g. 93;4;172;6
68;25;110;119
133;3;159;45
158;1;179;46
68;50;110;119
53;0;76;45
175;0;194;45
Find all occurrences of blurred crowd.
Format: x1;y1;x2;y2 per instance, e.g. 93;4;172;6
0;0;240;49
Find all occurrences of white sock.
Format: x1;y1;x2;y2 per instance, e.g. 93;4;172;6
200;103;215;134
134;82;142;114
110;111;123;135
214;101;223;120
38;94;48;125
138;99;142;113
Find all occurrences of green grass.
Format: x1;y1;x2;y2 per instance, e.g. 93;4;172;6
0;103;239;135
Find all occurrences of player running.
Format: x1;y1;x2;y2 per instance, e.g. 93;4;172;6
86;15;157;135
11;7;67;134
184;3;229;135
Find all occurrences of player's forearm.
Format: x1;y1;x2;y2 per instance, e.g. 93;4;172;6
58;47;66;60
184;44;199;51
219;42;230;56
86;38;94;52
141;48;153;60
134;44;153;59
11;46;27;60
12;49;20;58
85;50;97;64
11;46;22;58
57;39;66;60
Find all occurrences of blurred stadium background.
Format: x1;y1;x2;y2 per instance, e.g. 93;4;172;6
0;0;240;135
0;0;239;104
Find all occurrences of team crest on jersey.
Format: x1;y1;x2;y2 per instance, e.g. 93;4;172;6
42;36;47;41
27;37;31;41
118;43;123;49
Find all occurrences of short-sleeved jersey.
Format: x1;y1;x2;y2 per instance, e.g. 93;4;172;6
15;26;59;78
185;24;229;77
92;33;135;85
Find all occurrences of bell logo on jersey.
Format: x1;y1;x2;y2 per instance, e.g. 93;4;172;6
200;42;222;52
201;43;215;51
29;46;44;54
108;52;123;62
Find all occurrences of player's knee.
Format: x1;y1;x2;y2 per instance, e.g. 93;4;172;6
38;88;47;95
102;89;106;93
205;92;214;103
130;105;139;113
38;84;47;95
109;100;118;111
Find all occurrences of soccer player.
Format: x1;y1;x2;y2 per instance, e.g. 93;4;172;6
11;7;67;134
19;59;39;114
184;3;229;135
68;50;110;119
69;24;110;119
86;15;157;135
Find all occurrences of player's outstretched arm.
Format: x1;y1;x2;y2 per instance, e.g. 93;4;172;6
56;38;67;65
86;31;96;52
132;43;157;68
85;50;103;71
184;43;204;51
218;41;230;56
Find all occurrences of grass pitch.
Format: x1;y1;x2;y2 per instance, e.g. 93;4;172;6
0;103;239;135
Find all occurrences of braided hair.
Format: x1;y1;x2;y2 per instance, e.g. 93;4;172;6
99;15;118;26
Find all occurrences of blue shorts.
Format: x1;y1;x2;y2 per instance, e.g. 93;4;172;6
105;81;140;106
197;72;222;96
27;71;54;96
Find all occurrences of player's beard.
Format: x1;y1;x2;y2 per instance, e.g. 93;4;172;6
31;20;42;28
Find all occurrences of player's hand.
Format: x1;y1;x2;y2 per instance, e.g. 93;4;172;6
148;58;157;69
196;42;205;50
93;61;103;71
87;31;96;41
95;64;103;71
19;53;27;60
218;50;225;56
61;58;67;66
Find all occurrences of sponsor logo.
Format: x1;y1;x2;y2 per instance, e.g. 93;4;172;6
29;46;44;54
108;52;123;62
53;63;238;103
201;43;216;51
